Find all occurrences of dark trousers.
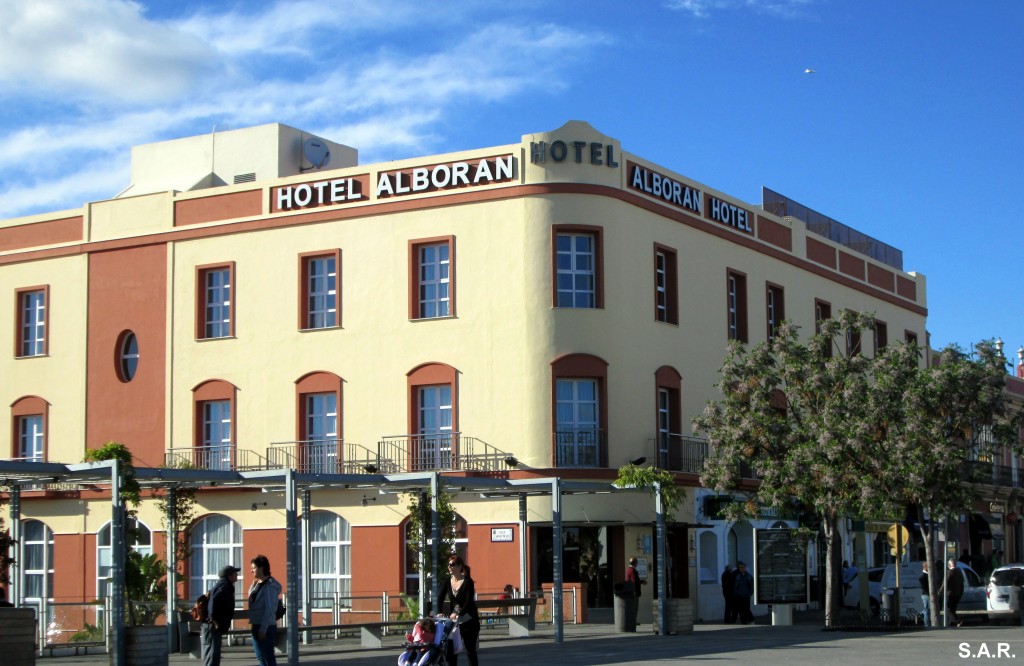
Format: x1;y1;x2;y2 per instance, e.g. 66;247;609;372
735;594;753;624
947;595;962;625
723;594;736;623
200;623;222;666
446;619;479;666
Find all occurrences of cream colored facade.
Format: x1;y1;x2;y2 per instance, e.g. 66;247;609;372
1;121;927;620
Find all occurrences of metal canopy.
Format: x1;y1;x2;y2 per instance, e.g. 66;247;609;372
0;461;665;664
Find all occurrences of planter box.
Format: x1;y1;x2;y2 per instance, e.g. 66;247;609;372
111;626;168;666
652;598;693;635
0;608;37;665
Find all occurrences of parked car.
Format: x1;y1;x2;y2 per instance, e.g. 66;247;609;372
881;561;987;619
987;564;1024;612
844;566;884;614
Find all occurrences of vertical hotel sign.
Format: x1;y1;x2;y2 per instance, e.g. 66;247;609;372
627;161;752;235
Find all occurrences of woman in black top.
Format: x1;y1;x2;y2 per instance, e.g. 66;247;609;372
438;554;480;666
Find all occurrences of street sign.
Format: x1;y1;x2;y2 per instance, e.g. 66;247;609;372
887;524;910;556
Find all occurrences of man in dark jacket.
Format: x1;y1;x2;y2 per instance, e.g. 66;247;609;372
721;564;737;623
733;561;755;624
202;565;240;666
942;558;965;627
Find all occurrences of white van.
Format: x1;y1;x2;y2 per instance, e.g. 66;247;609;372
881;561;986;618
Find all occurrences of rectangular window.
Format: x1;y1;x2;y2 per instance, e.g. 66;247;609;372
766;283;785;341
305;393;338;473
874;321;888;354
555;379;600;466
657;388;671;465
417;386;453;470
726;270;747;342
18;415;44;461
16;287;47;357
553;226;603;309
197;265;233;339
411;238;452;319
300;251;340;330
654;245;678;324
201;401;232;470
845;311;862;356
905;330;918;346
815;299;832;358
556;234;595;308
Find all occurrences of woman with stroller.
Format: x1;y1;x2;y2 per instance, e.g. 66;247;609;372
438;555;480;666
399;617;439;666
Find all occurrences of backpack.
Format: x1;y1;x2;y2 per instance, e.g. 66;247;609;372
190;594;209;622
275;598;285;620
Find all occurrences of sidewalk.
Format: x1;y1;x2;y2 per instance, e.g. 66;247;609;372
42;618;1024;666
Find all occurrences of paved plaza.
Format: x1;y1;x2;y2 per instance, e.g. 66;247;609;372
42;619;1024;665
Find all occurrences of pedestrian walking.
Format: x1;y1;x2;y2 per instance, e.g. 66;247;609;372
733;561;754;624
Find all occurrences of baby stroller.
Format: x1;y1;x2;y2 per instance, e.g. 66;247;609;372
398;617;457;666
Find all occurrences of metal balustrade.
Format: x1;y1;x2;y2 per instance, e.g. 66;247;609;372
267;440;393;474
553;429;606;467
164;445;268;471
377;433;509;473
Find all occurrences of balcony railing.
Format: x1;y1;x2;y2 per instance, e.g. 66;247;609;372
648;434;759;480
653;433;708;474
554;429;607;468
266;440;394;475
377;433;509;473
960;460;1019;488
164;445;268;471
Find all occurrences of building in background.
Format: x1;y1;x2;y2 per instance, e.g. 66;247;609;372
2;120;938;631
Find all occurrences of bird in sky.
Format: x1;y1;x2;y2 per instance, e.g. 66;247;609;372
804;68;816;74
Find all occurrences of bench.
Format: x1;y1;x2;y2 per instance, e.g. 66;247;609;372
354;621;416;649
957;609;1021;625
475;597;538;637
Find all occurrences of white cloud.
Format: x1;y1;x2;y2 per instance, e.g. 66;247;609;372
664;0;814;18
0;1;605;218
0;0;216;104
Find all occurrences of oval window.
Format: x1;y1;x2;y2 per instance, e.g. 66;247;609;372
118;331;139;382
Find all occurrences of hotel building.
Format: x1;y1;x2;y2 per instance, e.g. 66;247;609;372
4;119;988;632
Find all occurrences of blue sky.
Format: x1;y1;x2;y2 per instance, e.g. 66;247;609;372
1;0;1022;361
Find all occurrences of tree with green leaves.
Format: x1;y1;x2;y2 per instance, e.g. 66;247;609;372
405;487;457;610
693;311;878;627
871;340;1024;626
0;494;14;585
84;442;168;625
614;463;686;521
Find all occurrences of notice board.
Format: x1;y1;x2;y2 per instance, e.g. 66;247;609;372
753;528;809;605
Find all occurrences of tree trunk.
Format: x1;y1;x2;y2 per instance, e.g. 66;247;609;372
917;505;939;627
822;514;843;627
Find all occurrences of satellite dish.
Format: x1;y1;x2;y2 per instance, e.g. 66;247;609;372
302;138;331;169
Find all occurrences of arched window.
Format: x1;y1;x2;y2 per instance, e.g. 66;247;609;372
21;519;53;614
698;530;718;584
407;363;458;471
300;511;352;609
289;371;343;473
97;518;152;624
404;513;468;595
190;515;243;600
551;353;608;467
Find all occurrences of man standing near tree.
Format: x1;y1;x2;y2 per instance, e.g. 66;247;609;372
202;565;240;666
